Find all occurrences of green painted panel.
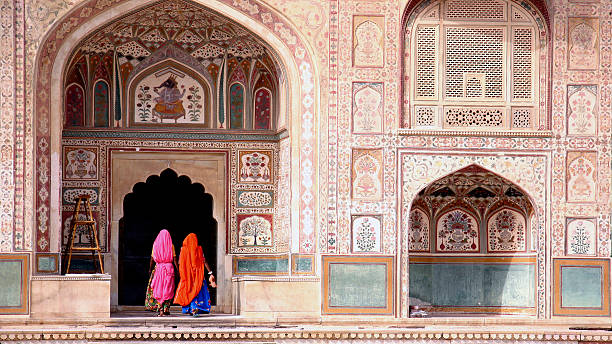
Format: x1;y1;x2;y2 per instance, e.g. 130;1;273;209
236;258;288;273
328;263;387;308
294;257;313;272
37;256;57;272
561;266;602;308
409;262;535;307
0;261;23;307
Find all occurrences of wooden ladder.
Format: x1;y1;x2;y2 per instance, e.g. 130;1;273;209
65;195;104;274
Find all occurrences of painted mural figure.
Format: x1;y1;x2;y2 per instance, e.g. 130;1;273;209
174;233;216;316
145;229;178;316
153;75;186;123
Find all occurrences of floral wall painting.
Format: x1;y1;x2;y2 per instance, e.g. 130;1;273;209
353;16;384;67
93;80;110;127
229;83;245;129
238;150;273;183
487;208;527;253
352;82;383;134
566;218;597;256
567;85;597;136
131;64;209;126
409;208;430;252
254;88;272;130
568;18;599;70
237;214;273;247
436;209;479;252
65;84;85;127
351;215;382;253
567;151;597;203
63;147;98;180
62;211;102;250
351;149;383;201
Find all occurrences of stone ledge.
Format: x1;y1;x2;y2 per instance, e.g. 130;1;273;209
31;273;111;281
0;328;611;341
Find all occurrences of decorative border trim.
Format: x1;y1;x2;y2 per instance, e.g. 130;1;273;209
0;254;29;314
291;254;315;275
232;255;289;275
322;255;394;315
398;129;554;137
553;258;610;316
62;130;282;141
0;330;600;341
232;275;319;282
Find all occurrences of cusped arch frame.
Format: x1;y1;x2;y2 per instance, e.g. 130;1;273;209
33;0;319;254
399;0;552;131
400;160;546;318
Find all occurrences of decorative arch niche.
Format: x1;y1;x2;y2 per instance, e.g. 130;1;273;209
401;156;546;317
408;165;537;316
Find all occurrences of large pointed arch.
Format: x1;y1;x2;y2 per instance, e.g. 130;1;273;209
33;0;318;255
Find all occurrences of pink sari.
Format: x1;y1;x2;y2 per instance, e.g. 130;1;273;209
150;229;175;303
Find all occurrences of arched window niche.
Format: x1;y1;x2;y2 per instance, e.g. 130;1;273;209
401;0;551;136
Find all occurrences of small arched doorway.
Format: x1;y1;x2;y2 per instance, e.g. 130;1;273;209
118;168;217;306
407;165;537;316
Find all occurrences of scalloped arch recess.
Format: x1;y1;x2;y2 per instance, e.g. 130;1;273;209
34;0;317;253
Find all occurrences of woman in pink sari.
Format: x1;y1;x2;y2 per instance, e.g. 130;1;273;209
145;229;178;316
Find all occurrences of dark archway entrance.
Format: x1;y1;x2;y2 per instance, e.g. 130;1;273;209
118;168;217;306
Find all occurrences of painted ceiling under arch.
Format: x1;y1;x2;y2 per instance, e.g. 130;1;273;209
70;0;280;85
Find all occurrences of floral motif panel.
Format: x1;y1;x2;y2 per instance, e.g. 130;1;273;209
65;84;85;127
568;18;599;70
238;150;272;183
237;214;273;247
236;190;274;208
566;218;597;256
62;188;100;206
567;151;597;203
409;208;430;252
353;16;384;67
351;215;382;253
351;149;383;201
93;81;110;127
567;85;597;136
487;208;527;252
63;147;98;181
352;82;383;134
229;83;244;129
254;88;271;130
436;209;479;252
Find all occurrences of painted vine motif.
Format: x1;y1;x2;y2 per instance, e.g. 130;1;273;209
254;88;271;129
409;208;430;252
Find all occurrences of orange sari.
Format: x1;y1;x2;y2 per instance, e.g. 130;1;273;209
174;233;205;306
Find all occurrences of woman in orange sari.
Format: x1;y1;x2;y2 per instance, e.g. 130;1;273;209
174;233;216;316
